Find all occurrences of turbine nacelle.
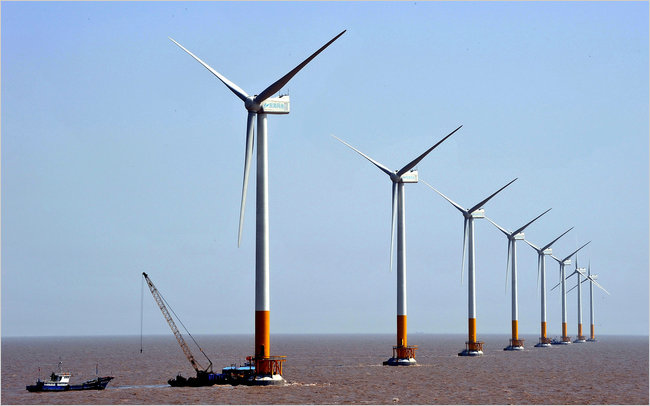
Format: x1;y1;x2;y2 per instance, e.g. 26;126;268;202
244;95;289;114
513;232;525;240
261;95;290;114
469;209;485;219
398;170;418;183
543;248;553;255
563;259;572;266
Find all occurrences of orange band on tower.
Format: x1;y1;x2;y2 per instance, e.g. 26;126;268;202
578;323;583;337
541;321;547;338
591;324;595;339
469;318;477;343
397;315;407;347
511;320;518;340
255;310;270;358
562;322;567;338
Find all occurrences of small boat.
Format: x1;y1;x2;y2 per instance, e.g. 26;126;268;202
26;362;114;392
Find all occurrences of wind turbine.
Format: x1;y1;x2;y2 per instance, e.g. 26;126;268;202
424;178;517;356
568;263;609;341
170;31;345;385
486;208;551;351
523;227;573;347
332;125;462;366
565;256;589;342
549;241;591;344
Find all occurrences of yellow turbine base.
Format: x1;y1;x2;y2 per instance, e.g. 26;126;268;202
511;320;519;340
469;318;477;343
397;315;407;347
255;310;270;358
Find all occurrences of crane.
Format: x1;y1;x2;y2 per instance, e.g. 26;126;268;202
142;272;213;375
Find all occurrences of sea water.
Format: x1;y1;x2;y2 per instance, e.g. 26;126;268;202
2;334;647;404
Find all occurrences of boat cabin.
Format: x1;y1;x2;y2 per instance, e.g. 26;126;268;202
46;372;71;385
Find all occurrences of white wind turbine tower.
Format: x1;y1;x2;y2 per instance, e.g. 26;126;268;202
523;227;573;347
486;208;551;351
424;178;517;356
332;125;462;366
566;255;589;342
568;262;609;342
549;241;591;345
170;30;345;385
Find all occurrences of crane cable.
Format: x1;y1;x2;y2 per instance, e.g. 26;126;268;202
139;273;212;370
158;291;212;368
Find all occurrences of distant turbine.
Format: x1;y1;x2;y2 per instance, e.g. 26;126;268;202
566;256;589;342
486;208;551;351
170;30;345;384
568;262;609;342
424;178;517;356
523;227;573;347
332;125;462;366
549;241;591;344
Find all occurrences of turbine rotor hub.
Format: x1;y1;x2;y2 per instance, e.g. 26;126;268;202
245;96;261;112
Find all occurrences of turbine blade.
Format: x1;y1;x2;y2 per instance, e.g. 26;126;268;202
566;270;577;280
421;180;467;215
331;135;394;177
550;280;561;291
396;125;462;177
389;182;397;273
542;226;574;251
238;112;256;246
169;37;249;102
461;218;468;285
562;241;591;263
467;178;518;215
550;255;562;264
524;239;541;253
592;279;610;295
513;208;552;236
254;30;346;104
485;216;510;237
567;283;578;294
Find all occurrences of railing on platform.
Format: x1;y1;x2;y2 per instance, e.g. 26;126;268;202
561;336;572;342
251;355;286;376
392;345;418;359
509;338;525;347
465;341;484;352
538;336;553;344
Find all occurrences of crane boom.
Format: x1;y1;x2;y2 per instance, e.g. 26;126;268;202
142;272;210;373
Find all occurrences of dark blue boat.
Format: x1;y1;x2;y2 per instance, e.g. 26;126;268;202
26;363;113;392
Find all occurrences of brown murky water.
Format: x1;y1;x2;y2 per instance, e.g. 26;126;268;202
2;334;647;404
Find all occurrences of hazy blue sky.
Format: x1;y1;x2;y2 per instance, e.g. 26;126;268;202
2;2;648;340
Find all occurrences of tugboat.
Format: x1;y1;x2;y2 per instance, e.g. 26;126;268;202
26;362;113;392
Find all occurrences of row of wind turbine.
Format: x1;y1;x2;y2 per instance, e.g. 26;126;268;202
553;257;610;342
